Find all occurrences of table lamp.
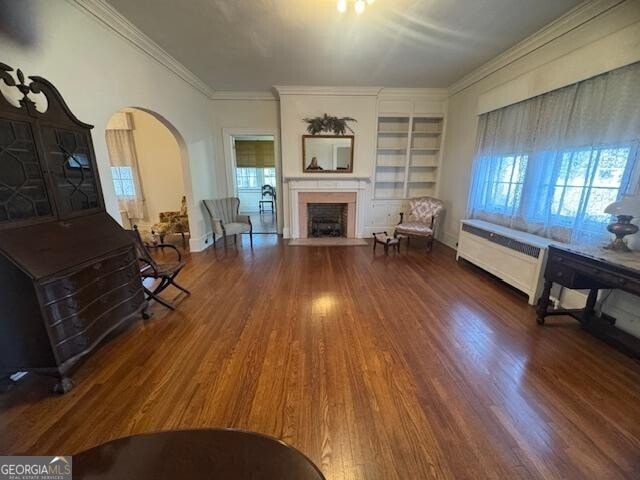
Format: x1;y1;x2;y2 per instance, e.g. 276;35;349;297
603;194;640;252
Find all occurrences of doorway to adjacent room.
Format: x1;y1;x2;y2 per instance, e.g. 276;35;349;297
228;134;278;234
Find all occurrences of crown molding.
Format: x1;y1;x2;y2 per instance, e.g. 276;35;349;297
211;91;277;101
448;0;627;95
68;0;216;99
274;86;383;97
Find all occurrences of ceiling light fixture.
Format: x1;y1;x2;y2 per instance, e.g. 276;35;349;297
337;0;374;14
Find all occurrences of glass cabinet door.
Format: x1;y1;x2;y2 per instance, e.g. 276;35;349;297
0;118;54;224
40;126;101;217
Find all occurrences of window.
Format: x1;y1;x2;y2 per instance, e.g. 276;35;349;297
468;62;640;244
236;167;259;189
533;146;635;242
263;168;276;187
481;154;528;214
111;166;136;197
236;167;276;189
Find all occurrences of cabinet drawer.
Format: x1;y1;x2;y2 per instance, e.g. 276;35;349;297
46;277;143;344
53;289;145;363
40;249;136;303
43;262;139;321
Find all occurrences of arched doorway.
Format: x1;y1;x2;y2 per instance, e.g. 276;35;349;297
105;107;192;247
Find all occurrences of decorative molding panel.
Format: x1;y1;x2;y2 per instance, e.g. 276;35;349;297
274;86;383;97
68;0;215;98
448;0;627;95
378;88;448;99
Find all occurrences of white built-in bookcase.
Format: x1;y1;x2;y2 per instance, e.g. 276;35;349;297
374;115;444;200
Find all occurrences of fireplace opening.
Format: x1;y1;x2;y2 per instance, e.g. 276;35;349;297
308;203;348;237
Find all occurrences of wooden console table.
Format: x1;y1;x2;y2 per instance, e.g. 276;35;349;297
536;244;640;358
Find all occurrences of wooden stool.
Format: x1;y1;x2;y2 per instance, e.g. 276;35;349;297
373;232;401;254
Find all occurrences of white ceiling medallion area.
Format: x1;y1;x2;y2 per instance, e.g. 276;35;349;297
70;0;623;97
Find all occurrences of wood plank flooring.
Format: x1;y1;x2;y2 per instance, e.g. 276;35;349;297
1;236;640;479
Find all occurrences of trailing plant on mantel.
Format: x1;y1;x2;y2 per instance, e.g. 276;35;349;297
303;114;357;135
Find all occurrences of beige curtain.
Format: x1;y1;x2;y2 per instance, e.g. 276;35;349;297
105;129;145;220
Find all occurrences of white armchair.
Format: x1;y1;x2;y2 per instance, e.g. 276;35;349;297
203;198;253;248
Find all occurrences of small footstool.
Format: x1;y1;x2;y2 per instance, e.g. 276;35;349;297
373;232;402;254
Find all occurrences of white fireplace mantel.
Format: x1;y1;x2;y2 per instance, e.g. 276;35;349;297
286;177;371;239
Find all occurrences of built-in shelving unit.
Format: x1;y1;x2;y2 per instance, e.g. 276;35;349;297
374;115;443;200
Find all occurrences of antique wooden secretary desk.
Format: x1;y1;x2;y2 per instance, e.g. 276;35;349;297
0;63;147;393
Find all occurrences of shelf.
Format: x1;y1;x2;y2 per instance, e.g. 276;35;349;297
411;162;438;168
411;131;441;136
378;164;406;169
375;114;443;201
377;148;407;153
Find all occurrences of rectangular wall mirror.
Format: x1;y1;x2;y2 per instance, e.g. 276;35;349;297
302;135;354;173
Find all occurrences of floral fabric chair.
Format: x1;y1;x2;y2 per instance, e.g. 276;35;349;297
395;196;444;252
152;196;190;245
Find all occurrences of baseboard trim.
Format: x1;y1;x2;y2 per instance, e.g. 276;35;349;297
439;232;458;250
189;232;213;252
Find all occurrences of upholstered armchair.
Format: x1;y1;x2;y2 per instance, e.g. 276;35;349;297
395;196;444;252
203;197;253;248
152;196;190;245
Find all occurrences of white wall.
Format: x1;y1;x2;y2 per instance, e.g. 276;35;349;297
439;0;640;336
278;92;378;237
210;98;281;227
2;0;218;251
125;109;185;228
210;99;280;193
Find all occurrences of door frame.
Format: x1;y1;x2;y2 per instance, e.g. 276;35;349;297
222;128;282;234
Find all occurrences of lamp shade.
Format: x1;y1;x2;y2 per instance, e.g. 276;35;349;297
604;194;640;216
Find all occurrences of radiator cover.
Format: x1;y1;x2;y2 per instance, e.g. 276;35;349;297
457;219;552;305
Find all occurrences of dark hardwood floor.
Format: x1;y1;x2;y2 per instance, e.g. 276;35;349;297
2;236;640;479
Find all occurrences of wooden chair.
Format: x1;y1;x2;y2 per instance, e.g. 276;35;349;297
129;226;191;310
395;196;444;252
259;185;276;213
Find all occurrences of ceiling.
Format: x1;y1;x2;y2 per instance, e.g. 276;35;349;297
105;0;584;92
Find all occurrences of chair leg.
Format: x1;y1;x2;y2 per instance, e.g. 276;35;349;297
169;278;191;295
427;237;434;252
235;234;238;247
144;286;175;310
213;235;217;249
249;231;253;248
181;232;186;247
223;235;228;249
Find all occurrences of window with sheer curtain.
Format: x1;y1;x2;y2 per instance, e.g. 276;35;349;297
105;129;145;220
468;62;640;245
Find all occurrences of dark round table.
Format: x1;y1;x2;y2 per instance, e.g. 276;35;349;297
74;429;326;480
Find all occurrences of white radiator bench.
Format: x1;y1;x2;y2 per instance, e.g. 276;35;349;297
456;219;553;305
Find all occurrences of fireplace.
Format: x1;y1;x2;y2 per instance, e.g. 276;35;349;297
308;203;347;237
297;191;357;238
